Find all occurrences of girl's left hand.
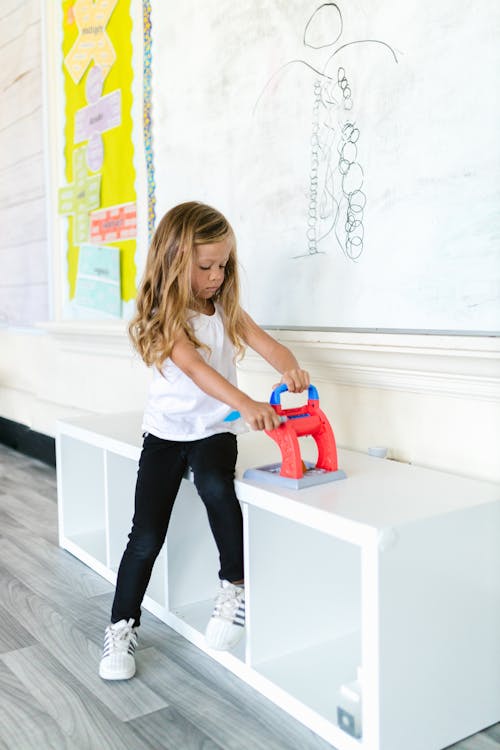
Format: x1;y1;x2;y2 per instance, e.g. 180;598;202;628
280;369;310;393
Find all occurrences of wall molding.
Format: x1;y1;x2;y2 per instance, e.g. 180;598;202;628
38;323;500;402
38;321;134;358
241;330;500;402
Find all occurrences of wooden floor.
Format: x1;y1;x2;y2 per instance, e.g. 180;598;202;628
0;443;499;750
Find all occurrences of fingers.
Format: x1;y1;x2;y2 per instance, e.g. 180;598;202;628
242;402;282;431
250;409;281;431
240;370;311;432
280;369;310;393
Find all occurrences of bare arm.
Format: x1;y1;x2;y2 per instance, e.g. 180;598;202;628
170;331;282;431
241;311;310;393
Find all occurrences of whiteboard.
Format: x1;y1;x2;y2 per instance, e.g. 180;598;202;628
151;1;500;334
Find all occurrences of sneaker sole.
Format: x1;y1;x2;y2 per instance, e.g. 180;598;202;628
99;665;136;680
205;624;245;651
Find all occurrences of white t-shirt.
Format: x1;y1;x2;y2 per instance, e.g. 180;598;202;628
142;304;246;441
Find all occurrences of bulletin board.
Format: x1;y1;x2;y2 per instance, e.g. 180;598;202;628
58;0;140;320
150;0;500;334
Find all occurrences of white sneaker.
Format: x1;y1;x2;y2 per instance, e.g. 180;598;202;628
205;580;245;651
99;618;138;680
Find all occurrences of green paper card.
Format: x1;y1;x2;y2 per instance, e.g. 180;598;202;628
74;243;121;317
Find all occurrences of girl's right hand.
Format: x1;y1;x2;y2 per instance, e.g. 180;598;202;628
240;400;282;431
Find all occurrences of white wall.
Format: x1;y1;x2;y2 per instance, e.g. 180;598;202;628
0;324;498;484
0;0;49;327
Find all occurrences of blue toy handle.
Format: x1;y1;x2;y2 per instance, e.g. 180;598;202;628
269;383;319;405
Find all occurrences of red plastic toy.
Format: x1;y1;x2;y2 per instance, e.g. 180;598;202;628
265;384;340;480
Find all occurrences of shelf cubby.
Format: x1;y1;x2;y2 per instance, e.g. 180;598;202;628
245;504;361;725
58;434;107;565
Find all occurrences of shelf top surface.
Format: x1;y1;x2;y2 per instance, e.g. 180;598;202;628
58;413;500;533
235;432;500;533
58;411;144;451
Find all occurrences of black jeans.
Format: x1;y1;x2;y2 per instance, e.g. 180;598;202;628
111;431;243;626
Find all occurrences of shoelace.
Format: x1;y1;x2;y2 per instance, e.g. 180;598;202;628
105;619;137;654
213;586;245;622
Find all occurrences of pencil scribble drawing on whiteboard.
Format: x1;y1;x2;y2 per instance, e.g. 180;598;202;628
254;3;398;262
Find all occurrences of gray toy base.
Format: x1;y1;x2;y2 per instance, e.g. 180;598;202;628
243;461;347;489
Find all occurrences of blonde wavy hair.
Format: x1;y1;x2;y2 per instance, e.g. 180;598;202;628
129;201;246;368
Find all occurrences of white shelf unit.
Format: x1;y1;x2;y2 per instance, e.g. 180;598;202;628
56;412;500;750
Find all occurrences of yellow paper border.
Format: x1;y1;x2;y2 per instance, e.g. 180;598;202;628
61;0;137;305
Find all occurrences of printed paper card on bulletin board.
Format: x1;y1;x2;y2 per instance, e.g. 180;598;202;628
59;0;137;316
74;243;121;317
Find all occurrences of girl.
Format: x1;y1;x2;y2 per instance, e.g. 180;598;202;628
99;201;309;680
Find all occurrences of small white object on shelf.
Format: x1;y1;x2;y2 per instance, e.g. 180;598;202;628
368;446;388;458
